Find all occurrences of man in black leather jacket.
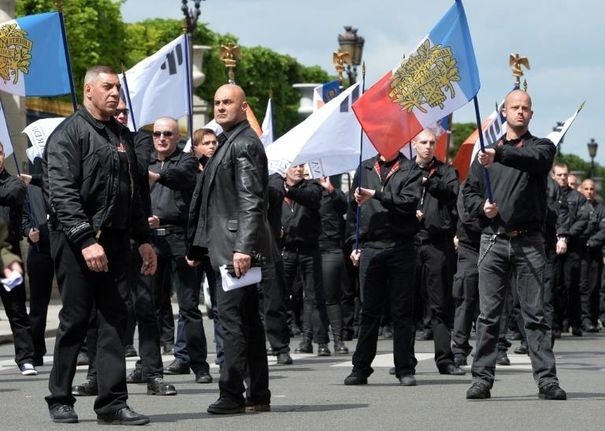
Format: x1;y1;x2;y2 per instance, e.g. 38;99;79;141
187;83;279;414
43;65;157;425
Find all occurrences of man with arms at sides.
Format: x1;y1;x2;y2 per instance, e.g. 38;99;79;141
463;89;566;400
187;84;279;414
44;65;157;424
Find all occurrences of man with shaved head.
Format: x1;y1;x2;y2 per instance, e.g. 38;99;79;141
187;84;279;414
463;89;566;400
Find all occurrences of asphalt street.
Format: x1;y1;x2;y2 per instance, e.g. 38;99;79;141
0;317;604;431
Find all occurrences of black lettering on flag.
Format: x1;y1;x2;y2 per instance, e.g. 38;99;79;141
161;43;184;75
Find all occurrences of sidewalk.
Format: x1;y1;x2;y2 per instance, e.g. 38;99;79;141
0;299;62;345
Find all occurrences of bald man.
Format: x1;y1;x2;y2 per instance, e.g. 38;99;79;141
462;89;566;400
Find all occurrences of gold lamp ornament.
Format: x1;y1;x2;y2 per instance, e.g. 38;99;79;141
220;44;241;84
509;53;530;90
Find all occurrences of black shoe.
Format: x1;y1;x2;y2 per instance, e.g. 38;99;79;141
276;352;293;365
334;340;349;355
245;403;271;413
195;370;213;384
163;359;191;375
126;367;144;383
49;404;78;423
571;326;583;336
439;364;466;375
496;350;511;366
147;377;177;395
388;367;396;375
344;371;368;385
97;406;150;425
76;351;89;366
72;379;98;396
399;375;416;386
454;355;467;366
539;383;567;400
466;381;491;399
295;341;313;354
162;343;174;355
207;397;245;414
514;344;528;355
124;345;138;358
317;343;331;356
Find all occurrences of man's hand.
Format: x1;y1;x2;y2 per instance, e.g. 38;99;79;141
3;261;23;278
350;249;361;267
556;238;568;255
483;200;499;219
148;215;160;229
478;148;496;167
416;210;424;221
148;170;160;185
354;187;375;206
28;227;40;243
139;243;157;275
186;257;201;267
453;235;459;251
318;176;334;192
233;252;251;277
19;173;32;185
82;243;108;272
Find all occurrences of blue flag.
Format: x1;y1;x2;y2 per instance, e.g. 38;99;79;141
0;12;71;96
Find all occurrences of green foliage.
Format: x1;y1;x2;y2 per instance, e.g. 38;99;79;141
449;122;476;160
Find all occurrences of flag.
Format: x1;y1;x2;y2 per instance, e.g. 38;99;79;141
0;12;72;97
22;117;65;160
121;35;189;130
313;80;341;112
0;101;13;156
545;101;585;148
452;98;507;181
352;0;480;159
435;115;451;162
260;98;274;146
265;83;376;178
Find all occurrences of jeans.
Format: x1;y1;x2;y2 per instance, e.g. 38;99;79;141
471;232;559;388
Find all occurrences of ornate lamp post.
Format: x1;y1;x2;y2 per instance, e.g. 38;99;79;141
335;26;364;86
587;138;598;178
181;0;202;33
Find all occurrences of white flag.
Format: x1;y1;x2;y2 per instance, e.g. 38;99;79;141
260;99;273;146
121;35;190;130
265;83;376;178
545;101;585;148
469;99;507;164
22;117;65;161
0;102;13;156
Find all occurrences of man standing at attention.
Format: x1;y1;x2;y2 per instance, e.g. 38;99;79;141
463;89;566;400
44;65;157;424
187;83;279;414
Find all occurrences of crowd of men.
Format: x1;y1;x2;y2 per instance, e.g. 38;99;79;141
0;65;601;424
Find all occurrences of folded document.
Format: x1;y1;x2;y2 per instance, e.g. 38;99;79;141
219;265;262;292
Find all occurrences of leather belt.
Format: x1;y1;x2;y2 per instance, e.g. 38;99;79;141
154;225;185;237
496;229;533;238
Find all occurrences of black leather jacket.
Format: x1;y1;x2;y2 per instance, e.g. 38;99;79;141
43;106;150;249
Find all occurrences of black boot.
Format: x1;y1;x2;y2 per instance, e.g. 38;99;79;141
327;304;349;354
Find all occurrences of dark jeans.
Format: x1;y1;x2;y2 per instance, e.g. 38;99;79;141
579;247;602;326
415;239;456;369
259;261;290;353
451;241;479;358
471;233;558;389
352;243;417;378
321;248;347;340
554;247;582;329
45;230;130;416
27;245;55;363
283;248;329;344
216;276;270;406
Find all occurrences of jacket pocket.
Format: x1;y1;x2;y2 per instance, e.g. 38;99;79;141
226;219;238;232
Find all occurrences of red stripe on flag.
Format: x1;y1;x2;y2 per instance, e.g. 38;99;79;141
352;72;422;159
452;129;479;182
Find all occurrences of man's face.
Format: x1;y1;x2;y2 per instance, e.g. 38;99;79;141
412;130;436;163
113;100;129;126
581;181;596;201
193;133;217;159
85;72;120;119
152;119;180;158
568;174;578;190
286;164;305;183
503;91;533;129
552;166;569;188
214;85;247;130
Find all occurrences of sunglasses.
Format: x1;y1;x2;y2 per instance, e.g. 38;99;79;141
114;108;129;115
152;131;174;138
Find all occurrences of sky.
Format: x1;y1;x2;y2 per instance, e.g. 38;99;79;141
122;0;605;167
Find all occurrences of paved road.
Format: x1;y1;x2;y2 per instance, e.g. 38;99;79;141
0;318;604;431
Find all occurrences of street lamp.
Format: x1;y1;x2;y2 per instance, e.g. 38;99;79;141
587;138;598;178
181;0;203;33
337;26;364;86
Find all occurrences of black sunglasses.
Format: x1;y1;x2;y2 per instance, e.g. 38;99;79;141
114;108;129;115
153;131;174;138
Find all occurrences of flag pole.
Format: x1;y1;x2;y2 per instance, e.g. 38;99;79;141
472;96;494;202
354;62;366;251
120;66;137;131
56;9;78;111
183;32;194;147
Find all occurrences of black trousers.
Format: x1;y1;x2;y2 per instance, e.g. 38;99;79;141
260;261;290;353
321;248;347;340
45;230;130;416
451;241;479;358
216;276;270;406
415;239;456;369
579;247;602;326
352;243;417;378
554;247;582;329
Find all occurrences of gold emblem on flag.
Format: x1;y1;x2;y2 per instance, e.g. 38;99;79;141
0;23;32;85
389;40;460;113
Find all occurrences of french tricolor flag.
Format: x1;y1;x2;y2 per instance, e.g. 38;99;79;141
352;0;480;159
